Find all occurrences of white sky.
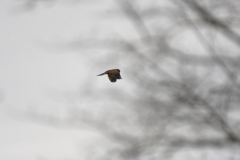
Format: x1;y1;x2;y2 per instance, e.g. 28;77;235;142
0;1;130;159
1;0;238;160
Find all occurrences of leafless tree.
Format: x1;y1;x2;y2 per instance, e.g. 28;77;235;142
17;0;240;159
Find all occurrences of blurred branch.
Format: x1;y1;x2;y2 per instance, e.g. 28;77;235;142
175;82;240;143
182;0;240;47
115;0;152;42
177;0;240;91
168;137;232;148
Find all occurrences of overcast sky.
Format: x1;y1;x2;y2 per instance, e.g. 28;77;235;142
0;1;133;159
2;0;239;160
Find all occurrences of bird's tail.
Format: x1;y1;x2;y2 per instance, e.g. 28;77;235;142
97;72;106;76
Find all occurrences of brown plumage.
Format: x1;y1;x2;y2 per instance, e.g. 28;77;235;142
97;69;122;83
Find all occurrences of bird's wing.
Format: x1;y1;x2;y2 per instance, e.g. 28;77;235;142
108;75;116;82
111;73;122;79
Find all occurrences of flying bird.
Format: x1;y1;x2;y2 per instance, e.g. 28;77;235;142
97;69;122;82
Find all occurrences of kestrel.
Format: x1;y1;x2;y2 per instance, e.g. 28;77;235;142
97;69;122;82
